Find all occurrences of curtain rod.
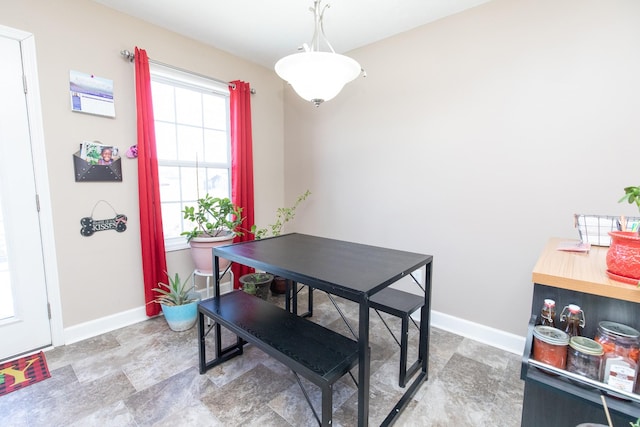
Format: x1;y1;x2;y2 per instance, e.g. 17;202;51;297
120;49;256;94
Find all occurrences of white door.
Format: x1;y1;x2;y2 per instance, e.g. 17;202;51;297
0;29;52;360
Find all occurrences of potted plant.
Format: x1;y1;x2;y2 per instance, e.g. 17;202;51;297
607;186;640;283
239;272;274;300
251;190;311;240
181;195;244;274
251;190;311;294
152;272;200;331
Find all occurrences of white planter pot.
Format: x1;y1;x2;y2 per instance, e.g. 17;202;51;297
189;233;235;274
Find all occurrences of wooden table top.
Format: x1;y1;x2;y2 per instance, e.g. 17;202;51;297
532;237;640;303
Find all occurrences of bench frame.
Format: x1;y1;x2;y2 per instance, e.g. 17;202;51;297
370;286;425;387
198;290;359;426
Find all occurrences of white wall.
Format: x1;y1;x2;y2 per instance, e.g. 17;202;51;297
285;0;640;337
2;0;285;329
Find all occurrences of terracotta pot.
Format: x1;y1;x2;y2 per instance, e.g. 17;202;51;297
270;276;287;295
606;231;640;281
189;233;235;274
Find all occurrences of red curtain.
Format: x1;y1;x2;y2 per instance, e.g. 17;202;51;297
135;47;167;315
230;80;255;288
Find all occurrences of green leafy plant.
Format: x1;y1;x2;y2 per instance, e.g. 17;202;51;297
631;419;640;427
181;195;243;242
620;186;640;213
151;272;197;306
251;190;311;239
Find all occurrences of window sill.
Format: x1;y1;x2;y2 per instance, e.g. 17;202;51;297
165;237;189;252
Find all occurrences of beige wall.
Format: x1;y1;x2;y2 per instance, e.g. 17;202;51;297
285;0;640;336
3;0;640;341
2;0;285;327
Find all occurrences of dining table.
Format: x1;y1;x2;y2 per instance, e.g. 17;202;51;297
211;233;433;426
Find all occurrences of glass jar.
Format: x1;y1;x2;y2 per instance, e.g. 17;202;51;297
566;336;603;381
533;325;570;369
540;299;556;327
560;304;585;337
594;320;640;363
601;342;638;393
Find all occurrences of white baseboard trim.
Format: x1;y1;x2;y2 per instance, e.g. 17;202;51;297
64;295;525;356
425;309;525;355
194;280;233;299
63;281;235;346
64;306;151;345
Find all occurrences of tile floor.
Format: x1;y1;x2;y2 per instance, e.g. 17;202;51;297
0;290;524;426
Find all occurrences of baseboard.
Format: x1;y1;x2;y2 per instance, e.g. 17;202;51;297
63;281;235;346
425;309;526;355
65;293;525;356
64;306;151;345
194;280;233;299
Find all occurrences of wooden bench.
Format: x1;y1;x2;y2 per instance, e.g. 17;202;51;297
198;291;359;426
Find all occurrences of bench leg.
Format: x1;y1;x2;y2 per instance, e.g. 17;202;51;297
399;314;409;388
198;311;206;374
287;281;313;318
321;383;333;427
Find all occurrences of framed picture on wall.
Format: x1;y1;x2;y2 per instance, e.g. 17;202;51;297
69;70;115;118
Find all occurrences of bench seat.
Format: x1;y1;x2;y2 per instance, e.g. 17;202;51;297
198;291;359;426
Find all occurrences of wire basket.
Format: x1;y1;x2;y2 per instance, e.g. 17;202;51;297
574;214;640;246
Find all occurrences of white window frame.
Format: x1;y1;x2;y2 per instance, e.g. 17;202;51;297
149;63;232;251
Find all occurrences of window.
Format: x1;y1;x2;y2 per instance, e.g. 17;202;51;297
150;64;231;250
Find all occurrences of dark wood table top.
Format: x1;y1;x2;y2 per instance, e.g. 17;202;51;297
214;233;432;301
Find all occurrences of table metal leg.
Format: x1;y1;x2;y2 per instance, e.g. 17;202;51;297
358;300;370;427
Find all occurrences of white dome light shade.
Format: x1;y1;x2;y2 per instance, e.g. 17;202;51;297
275;51;361;106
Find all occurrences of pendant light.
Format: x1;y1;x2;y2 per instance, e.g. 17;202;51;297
275;1;363;107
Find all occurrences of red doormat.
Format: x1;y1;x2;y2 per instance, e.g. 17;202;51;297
0;351;50;397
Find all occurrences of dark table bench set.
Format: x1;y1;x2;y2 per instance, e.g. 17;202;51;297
197;233;433;426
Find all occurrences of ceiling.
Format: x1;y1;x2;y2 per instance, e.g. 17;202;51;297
94;0;492;68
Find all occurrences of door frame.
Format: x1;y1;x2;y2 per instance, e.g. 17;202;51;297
1;24;64;348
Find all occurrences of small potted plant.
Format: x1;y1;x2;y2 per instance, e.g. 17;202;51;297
239;272;274;300
251;190;310;294
152;272;200;332
607;186;640;283
181;195;244;274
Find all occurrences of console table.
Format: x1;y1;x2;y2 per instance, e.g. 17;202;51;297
521;237;640;426
203;233;433;426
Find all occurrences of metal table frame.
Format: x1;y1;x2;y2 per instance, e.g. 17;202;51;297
212;233;433;426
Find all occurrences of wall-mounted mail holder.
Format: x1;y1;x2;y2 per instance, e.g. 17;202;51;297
73;151;122;182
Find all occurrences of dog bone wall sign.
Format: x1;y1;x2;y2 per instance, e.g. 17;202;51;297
80;214;127;236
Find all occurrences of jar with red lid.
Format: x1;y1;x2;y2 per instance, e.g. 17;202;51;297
539;299;556;327
532;325;570;369
594;321;640;363
560;304;585;337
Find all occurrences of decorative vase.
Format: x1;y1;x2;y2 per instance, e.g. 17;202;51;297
161;301;198;332
189;233;235;274
240;273;273;300
606;231;640;282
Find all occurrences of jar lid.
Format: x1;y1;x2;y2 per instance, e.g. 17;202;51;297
598;321;640;338
569;336;604;356
544;299;555;307
533;325;570;346
567;304;581;313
